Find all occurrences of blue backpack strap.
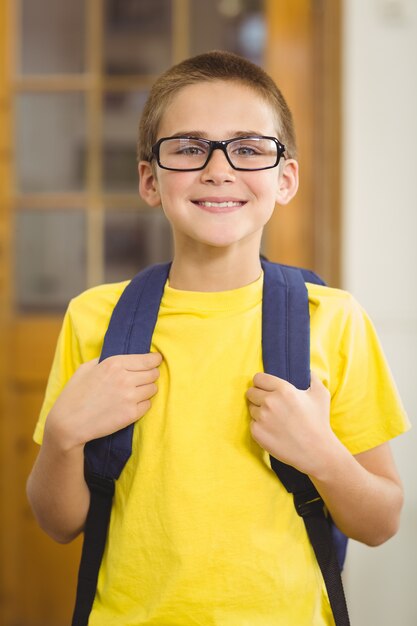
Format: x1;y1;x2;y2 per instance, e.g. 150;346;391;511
261;259;350;625
263;260;348;569
261;260;310;388
72;263;170;626
261;259;316;493
84;262;171;479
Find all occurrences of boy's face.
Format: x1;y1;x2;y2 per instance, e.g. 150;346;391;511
139;80;298;253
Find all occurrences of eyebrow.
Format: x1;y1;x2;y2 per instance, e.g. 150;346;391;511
167;130;267;139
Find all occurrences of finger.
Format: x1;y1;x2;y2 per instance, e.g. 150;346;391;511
104;352;163;371
125;352;163;370
309;370;324;388
79;357;99;370
246;386;266;406
74;358;99;378
308;370;330;398
247;404;261;421
136;399;152;420
130;367;160;387
135;382;158;403
253;372;287;392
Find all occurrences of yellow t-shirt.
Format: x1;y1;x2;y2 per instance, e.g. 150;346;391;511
34;274;409;625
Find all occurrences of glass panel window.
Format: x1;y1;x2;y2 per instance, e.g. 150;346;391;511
190;0;266;65
103;91;149;192
15;93;86;192
104;0;172;75
15;210;86;312
104;209;173;283
21;0;85;74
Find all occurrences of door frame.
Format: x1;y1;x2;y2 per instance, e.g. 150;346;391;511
265;0;342;286
0;1;342;622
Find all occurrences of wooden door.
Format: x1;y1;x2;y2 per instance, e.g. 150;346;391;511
0;1;341;624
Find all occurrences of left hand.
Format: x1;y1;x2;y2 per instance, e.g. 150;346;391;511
246;371;337;476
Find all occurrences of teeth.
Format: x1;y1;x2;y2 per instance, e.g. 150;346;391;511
198;201;242;208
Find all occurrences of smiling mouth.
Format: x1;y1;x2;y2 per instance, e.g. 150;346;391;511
193;200;246;210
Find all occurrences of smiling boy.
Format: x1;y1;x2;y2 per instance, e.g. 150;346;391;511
27;51;409;625
139;80;292;273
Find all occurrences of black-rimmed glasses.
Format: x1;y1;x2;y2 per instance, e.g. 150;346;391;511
151;135;286;172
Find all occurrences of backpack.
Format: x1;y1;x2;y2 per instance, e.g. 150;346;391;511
71;259;350;626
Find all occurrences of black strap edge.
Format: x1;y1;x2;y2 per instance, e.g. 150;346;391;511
294;491;350;626
302;512;351;626
71;473;115;626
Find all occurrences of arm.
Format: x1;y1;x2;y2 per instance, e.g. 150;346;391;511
246;372;404;546
27;427;89;544
310;437;403;546
27;353;162;544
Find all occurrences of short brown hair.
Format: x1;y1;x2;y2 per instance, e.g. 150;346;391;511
137;50;297;162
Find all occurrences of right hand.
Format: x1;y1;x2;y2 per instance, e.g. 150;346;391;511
44;353;162;451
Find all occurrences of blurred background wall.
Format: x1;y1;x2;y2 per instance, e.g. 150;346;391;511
342;1;417;624
0;0;415;624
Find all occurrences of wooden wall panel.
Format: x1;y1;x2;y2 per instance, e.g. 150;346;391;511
265;0;341;285
0;0;12;621
265;0;315;269
2;318;82;625
11;388;82;625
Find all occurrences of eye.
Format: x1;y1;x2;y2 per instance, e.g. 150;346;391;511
177;145;205;156
170;138;209;157
233;145;259;156
230;140;263;157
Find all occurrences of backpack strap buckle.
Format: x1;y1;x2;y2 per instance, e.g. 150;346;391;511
294;489;325;518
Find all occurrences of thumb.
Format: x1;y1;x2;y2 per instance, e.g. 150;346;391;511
82;357;100;370
309;371;330;398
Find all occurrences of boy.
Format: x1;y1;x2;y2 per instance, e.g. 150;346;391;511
27;51;409;625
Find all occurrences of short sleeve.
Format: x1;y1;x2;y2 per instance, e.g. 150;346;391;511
33;281;128;445
33;304;83;445
328;295;410;454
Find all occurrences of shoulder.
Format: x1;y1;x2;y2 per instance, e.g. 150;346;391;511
65;280;130;359
68;280;130;320
305;282;373;355
306;282;362;322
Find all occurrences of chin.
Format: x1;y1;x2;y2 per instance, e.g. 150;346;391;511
199;236;247;249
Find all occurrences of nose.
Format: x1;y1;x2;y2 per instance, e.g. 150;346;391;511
200;146;236;184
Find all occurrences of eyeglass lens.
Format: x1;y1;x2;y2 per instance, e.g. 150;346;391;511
158;137;280;170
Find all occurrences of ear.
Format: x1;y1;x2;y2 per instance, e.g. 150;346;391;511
275;159;299;205
138;161;161;207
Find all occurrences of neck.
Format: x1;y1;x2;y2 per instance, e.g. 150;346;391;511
168;245;263;292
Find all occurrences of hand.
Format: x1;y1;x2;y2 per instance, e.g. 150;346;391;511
246;371;337;477
44;353;162;451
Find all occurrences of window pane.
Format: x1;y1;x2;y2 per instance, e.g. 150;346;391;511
104;210;173;283
190;0;266;65
21;0;85;74
104;0;172;75
15;210;86;312
15;93;86;193
103;91;148;193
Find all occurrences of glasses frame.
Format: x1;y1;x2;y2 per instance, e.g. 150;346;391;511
151;135;287;172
